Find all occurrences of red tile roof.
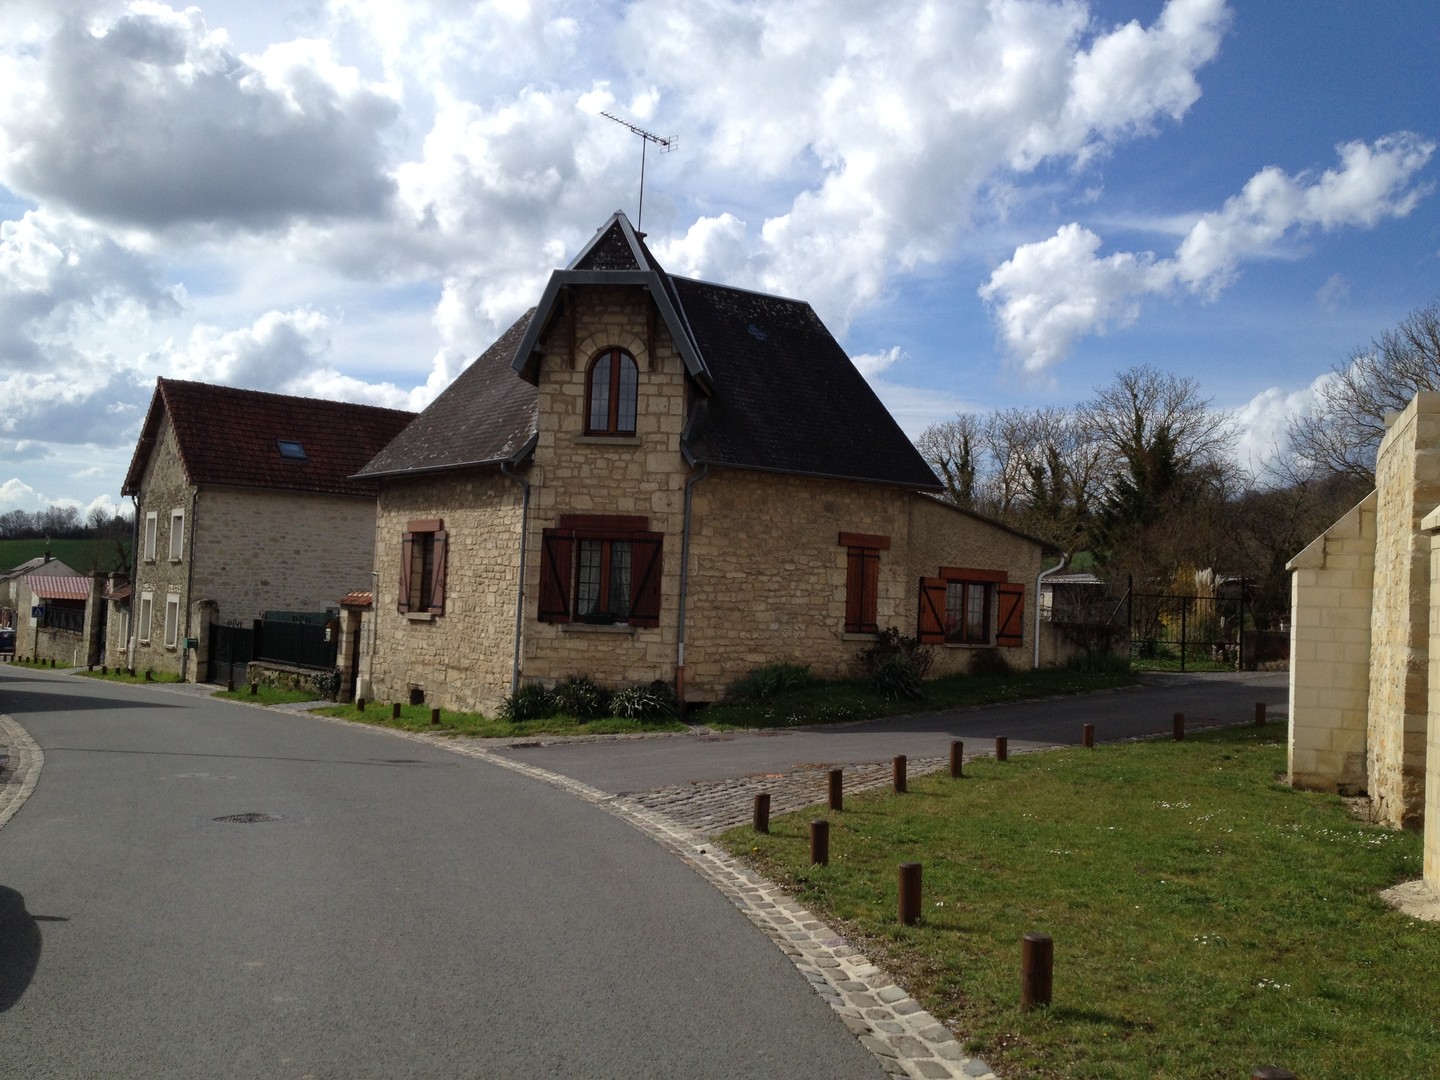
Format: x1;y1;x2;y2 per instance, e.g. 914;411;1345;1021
340;591;373;608
28;575;90;601
123;379;415;498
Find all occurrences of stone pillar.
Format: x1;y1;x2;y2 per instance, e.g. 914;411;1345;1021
83;571;106;666
1420;506;1440;888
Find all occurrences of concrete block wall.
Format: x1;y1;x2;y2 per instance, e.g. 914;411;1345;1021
1366;393;1440;827
1286;492;1375;794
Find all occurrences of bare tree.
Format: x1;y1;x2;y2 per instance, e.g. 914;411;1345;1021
1287;299;1440;483
915;413;987;509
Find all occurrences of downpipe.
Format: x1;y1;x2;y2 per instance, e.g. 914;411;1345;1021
1033;551;1071;669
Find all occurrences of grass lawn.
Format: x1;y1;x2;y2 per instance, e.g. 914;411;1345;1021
311;700;689;738
722;726;1438;1080
214;684;329;707
699;666;1135;729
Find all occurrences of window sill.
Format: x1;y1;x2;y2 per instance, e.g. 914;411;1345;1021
561;622;637;635
404;611;437;622
572;434;642;447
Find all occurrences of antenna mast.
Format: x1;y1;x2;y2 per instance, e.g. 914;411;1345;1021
600;111;677;230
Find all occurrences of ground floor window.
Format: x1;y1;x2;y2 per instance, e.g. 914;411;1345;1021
840;532;889;634
919;568;1024;647
539;515;662;627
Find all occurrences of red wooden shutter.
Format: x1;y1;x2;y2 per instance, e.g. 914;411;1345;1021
997;582;1025;647
428;530;448;614
628;532;664;628
917;577;947;644
537;529;574;623
398;532;414;613
845;548;879;633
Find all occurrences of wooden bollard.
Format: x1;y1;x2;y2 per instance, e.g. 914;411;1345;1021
1251;1069;1298;1080
101;665;108;675
1082;723;1095;748
144;669;152;681
810;819;829;866
949;740;963;778
430;707;441;726
356;697;366;711
898;863;922;925
893;755;907;794
1255;701;1267;727
995;735;1008;761
753;792;770;834
392;702;402;720
828;768;843;812
1173;712;1185;741
1021;932;1054;1010
249;683;257;695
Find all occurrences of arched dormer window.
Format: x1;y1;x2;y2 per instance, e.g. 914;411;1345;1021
585;348;638;435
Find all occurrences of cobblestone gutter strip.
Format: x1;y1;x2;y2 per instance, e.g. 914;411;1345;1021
0;714;44;831
433;737;999;1080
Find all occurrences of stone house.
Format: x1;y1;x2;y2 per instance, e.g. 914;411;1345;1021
1;555;78;630
119;379;415;681
4;558;94;666
1288;391;1440;898
353;212;1057;715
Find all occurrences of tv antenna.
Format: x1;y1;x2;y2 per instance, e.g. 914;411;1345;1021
601;111;677;230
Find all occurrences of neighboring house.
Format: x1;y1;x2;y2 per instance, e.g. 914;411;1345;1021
354;211;1057;716
3;557;91;665
120;379;415;681
1288;391;1440;901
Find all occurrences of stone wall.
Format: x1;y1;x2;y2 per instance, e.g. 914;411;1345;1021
1423;506;1440;887
1287;492;1376;795
129;413;193;678
906;496;1045;676
370;471;524;715
1366;394;1440;827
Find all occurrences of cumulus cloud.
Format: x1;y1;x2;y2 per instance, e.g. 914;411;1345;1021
981;133;1436;370
1231;377;1333;478
0;3;400;230
851;346;905;379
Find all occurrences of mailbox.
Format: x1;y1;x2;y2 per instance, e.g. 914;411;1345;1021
183;637;198;650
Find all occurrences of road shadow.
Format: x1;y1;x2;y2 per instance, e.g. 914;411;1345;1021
0;886;42;1011
0;687;184;715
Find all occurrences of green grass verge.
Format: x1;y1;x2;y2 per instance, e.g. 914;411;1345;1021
312;701;688;738
0;537;130;574
699;667;1136;729
721;727;1435;1080
74;666;184;684
214;685;327;706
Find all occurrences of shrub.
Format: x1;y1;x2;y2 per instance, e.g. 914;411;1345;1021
550;675;611;719
860;627;934;700
1063;649;1132;676
499;682;555;722
610;680;679;720
724;663;812;702
967;648;1012;677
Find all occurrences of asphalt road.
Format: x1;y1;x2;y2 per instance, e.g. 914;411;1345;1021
0;665;886;1080
496;670;1289;794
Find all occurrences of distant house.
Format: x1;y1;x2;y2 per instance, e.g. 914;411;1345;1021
1;556;90;665
353;211;1057;715
119;379;415;681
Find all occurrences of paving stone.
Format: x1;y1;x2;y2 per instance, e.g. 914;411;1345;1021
877;985;910;1004
911;1059;957;1079
859;1036;900;1059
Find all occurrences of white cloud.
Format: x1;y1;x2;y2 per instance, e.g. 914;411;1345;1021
1231;377;1332;478
981;133;1436;370
1317;273;1350;313
851;346;904;379
0;3;400;230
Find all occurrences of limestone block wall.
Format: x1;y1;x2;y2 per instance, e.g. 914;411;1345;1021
1422;507;1440;887
129;414;194;677
1367;393;1440;827
370;471;523;715
906;496;1045;676
1286;492;1376;795
681;471;912;698
520;286;690;692
190;487;379;623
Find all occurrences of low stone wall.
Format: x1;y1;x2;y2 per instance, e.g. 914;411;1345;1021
243;661;339;700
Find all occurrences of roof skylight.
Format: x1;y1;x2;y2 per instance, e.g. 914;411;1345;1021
277;439;307;460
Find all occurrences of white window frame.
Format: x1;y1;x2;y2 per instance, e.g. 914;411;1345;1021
143;512;158;563
164;594;180;649
138;592;153;644
169;509;185;562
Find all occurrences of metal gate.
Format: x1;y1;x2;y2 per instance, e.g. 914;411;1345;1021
207;623;254;686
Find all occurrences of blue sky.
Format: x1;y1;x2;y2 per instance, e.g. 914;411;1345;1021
0;0;1435;516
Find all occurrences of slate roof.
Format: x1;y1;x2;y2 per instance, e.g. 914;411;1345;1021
356;315;538;478
357;212;941;492
123;380;417;497
2;556;77;583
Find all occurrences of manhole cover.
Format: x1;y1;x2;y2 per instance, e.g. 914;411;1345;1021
213;812;282;824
